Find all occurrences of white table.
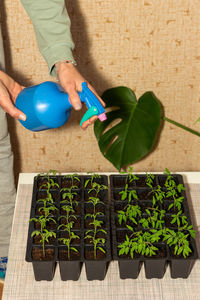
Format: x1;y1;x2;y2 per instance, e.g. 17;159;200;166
2;172;200;300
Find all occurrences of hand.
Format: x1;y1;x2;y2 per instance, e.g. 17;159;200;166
0;71;26;120
55;62;105;130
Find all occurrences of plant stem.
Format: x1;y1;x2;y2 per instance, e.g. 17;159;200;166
163;117;200;137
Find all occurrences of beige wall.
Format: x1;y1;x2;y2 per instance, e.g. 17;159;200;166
0;0;200;176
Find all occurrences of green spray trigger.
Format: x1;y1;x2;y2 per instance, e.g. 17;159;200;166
80;106;99;126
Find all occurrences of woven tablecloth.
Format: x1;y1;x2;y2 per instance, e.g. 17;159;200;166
2;175;200;300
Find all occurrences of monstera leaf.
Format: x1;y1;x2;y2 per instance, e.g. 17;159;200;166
94;87;161;170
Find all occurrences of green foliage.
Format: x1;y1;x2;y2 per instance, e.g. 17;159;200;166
120;167;139;184
63;173;80;187
119;184;138;203
118;228;162;258
94;87;161;170
84;173;101;188
146;173;155;189
58;231;80;260
139;207;165;229
88;182;108;197
61;188;78;207
162;227;194;258
117;204;141;226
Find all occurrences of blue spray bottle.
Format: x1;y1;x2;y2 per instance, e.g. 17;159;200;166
15;81;106;131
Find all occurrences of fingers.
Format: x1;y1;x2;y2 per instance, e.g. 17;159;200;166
65;82;82;111
0;81;26;120
81;115;98;130
1;97;26;120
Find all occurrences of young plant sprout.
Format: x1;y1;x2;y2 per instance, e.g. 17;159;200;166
146;173;155;188
31;229;56;257
37;190;55;208
120;166;139;184
60;188;78;208
59;205;77;225
119;184;138;203
139;207;166;229
63;173;80;188
117;204;141;226
164;169;185;211
38;205;58;217
39;180;59;190
88;182;108;197
58;232;80;260
85;219;107;259
84;173;102;188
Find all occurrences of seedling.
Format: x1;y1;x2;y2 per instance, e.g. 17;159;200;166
170;210;188;227
60;188;78;207
117;204;141;226
31;229;56;257
121;166;139;184
58;232;80;260
119;184;138;203
146;173;155;189
162;226;195;258
88;182;108;197
85;219;107;259
38;205;58;217
39;180;59;190
63;173;80;188
139;207;165;229
84;173;102;188
37;190;54;208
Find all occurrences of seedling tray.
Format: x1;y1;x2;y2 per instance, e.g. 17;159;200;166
26;175;111;281
110;174;198;279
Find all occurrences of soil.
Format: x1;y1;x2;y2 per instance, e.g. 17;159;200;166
32;247;55;261
137;190;153;201
59;216;81;229
84;203;105;214
117;251;141;259
58;231;81;245
33;234;56;245
85;248;106;260
58;248;81;260
37;178;59;190
136;177;157;188
116;230;132;243
36;191;59;202
35;219;57;230
164;216;177;228
140;201;157;213
60;203;81;215
114;201;127;212
61;178;81;188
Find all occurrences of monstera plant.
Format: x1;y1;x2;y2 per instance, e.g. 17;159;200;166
94;87;200;170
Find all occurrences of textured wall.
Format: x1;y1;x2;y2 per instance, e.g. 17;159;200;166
0;0;200;175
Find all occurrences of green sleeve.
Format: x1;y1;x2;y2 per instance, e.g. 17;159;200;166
20;0;76;77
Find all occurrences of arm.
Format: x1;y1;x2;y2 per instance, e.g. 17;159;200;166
20;0;105;129
20;0;75;77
